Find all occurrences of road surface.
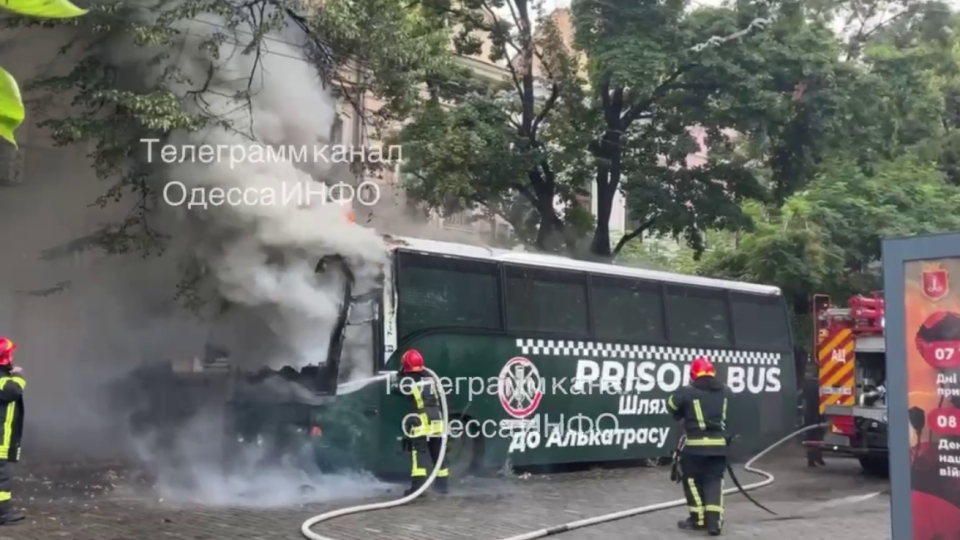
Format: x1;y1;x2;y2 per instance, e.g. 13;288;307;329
6;449;890;540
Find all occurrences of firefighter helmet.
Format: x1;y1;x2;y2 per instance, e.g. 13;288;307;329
0;338;16;366
691;356;716;380
401;349;424;372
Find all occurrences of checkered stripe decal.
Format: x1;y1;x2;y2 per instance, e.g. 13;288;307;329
515;338;780;365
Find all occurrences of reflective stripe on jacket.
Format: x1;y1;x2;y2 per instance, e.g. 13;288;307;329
402;371;443;438
667;375;731;455
0;375;25;462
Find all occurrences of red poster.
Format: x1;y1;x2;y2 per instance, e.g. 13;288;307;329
905;259;960;539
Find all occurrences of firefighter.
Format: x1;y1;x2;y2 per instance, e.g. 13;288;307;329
802;363;826;467
0;338;24;525
667;356;731;536
395;349;449;496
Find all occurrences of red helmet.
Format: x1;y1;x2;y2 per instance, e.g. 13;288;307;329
691;356;716;380
401;349;424;372
0;338;16;367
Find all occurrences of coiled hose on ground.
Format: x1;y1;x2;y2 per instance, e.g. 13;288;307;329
301;379;829;540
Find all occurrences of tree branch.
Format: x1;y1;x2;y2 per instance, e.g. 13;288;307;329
621;65;692;128
531;82;559;139
612;217;656;257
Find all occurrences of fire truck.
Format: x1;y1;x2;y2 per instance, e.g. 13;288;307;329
801;292;889;477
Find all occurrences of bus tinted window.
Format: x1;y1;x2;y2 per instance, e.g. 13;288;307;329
397;252;501;339
665;285;731;346
591;276;666;342
505;265;589;335
730;292;790;350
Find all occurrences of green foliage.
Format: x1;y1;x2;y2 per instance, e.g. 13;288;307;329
0;0;87;146
398;0;594;253
398;0;863;260
698;154;960;309
309;0;456;128
0;67;24;146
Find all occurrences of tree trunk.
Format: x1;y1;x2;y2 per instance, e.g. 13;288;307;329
591;179;614;258
590;132;621;259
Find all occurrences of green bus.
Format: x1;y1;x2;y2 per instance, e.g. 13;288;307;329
230;235;797;477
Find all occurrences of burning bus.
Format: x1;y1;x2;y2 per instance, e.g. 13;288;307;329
214;235;799;477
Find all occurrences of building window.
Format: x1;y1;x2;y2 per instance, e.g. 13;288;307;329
330;116;344;145
443;210;470;229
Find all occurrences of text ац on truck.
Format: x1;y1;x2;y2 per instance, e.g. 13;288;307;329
803;293;890;476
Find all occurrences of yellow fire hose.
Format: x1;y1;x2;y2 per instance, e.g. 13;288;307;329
300;378;853;540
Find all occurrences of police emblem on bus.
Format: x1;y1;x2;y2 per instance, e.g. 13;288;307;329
498;357;543;419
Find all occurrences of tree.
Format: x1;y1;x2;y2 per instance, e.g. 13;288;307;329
399;0;589;252
697;154;960;319
682;2;960;344
399;0;855;260
0;0;87;146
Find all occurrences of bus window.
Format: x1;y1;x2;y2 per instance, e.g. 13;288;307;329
730;292;791;350
397;252;501;339
590;276;666;343
505;265;589;335
664;285;732;347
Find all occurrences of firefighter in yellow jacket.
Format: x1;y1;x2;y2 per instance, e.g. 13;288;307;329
0;338;24;525
394;349;449;496
667;356;731;536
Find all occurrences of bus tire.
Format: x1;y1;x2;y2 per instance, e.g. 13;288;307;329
447;415;483;478
858;455;889;478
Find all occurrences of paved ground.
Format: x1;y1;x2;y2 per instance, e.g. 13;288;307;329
5;448;891;540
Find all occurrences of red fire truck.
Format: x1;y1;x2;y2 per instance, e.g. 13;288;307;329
801;293;889;476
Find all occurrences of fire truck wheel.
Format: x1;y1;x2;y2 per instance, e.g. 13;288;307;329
858;455;889;478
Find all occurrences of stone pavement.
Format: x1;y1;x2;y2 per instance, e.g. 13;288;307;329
5;451;891;540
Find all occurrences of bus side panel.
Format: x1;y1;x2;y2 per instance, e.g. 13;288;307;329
307;381;383;473
373;333;796;471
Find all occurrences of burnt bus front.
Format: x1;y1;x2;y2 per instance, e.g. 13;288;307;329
222;254;385;474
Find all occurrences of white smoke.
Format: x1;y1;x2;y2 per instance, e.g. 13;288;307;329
93;2;391;502
147;14;386;370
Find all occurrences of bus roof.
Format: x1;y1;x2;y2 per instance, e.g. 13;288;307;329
385;236;782;296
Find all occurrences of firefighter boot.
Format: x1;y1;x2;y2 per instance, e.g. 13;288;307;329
432;476;449;494
403;478;426;498
0;502;23;526
677;514;705;531
705;511;722;536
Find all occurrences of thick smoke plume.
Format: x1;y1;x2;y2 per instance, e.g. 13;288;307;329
69;1;391;502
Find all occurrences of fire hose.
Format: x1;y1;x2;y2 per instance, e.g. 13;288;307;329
301;378;845;540
301;366;450;540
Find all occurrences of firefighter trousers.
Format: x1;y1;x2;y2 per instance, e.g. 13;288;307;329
409;435;449;492
0;461;13;515
680;454;726;532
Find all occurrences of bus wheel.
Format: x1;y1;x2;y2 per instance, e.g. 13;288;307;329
858;455;889;478
446;416;481;478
